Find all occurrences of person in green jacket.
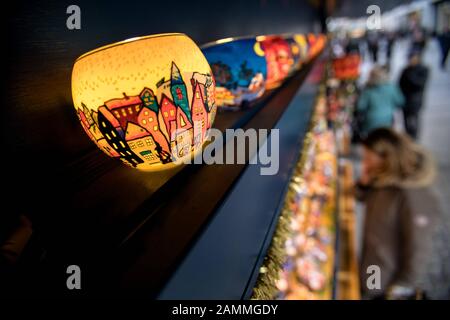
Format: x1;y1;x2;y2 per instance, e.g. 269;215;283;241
357;66;405;137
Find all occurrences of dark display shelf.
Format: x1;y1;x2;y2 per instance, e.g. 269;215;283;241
18;54;324;298
158;58;325;299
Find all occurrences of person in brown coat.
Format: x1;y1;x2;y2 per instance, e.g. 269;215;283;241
356;128;450;299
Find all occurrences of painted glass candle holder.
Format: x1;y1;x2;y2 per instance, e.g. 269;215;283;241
71;33;216;171
316;34;327;52
307;33;326;59
284;34;308;74
293;34;309;65
257;35;294;90
307;33;318;59
201;37;267;109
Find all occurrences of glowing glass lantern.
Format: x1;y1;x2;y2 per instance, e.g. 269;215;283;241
316;34;327;52
307;33;326;59
307;33;318;59
283;34;307;74
293;34;309;64
257;35;294;90
72;33;216;171
201;37;267;109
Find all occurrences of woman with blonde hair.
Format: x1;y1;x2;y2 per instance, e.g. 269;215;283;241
356;128;450;299
356;66;404;138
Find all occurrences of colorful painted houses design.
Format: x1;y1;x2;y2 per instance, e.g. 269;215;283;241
76;62;214;168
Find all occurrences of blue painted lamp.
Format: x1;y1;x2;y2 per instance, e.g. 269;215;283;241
201;37;267;109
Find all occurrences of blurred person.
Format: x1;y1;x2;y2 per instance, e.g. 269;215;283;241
345;34;360;56
385;31;396;61
356;66;404;138
331;36;346;58
383;31;397;70
356;128;450;300
399;50;429;139
366;31;379;63
410;25;428;55
437;27;450;70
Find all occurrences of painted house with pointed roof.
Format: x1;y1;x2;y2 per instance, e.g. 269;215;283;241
140;87;159;113
191;72;215;112
98;105;143;167
78;108;95;141
170;128;193;160
105;94;143;130
191;81;209;147
176;104;193;132
78;107;114;156
97;138;120;158
125;122;160;165
137;106;170;154
170;62;191;122
87;110;104;141
160;93;177;141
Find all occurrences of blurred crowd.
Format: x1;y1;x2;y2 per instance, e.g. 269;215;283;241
331;20;450;299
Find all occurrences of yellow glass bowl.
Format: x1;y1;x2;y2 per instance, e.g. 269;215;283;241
72;33;216;171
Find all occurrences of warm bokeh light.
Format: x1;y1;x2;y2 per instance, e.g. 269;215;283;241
293;34;309;64
307;33;327;59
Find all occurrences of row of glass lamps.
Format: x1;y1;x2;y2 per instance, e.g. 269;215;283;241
71;33;327;171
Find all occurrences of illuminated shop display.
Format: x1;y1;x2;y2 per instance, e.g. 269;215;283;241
284;34;308;73
275;115;336;300
252;93;338;300
307;33;327;59
293;34;309;64
316;34;327;54
307;33;319;59
257;35;294;89
201;37;267;109
71;33;216;171
331;54;361;80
